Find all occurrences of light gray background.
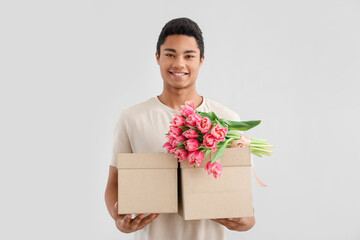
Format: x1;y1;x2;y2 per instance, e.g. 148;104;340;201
1;0;359;239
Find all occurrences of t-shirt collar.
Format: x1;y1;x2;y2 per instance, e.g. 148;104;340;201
155;96;206;113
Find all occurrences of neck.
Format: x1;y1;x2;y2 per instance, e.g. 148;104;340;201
157;88;203;111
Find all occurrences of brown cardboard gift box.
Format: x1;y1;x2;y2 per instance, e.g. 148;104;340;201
178;147;254;220
117;153;178;214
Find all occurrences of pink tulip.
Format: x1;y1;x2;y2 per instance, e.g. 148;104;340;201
202;133;217;151
211;125;228;141
173;135;186;148
182;128;199;139
230;135;251;148
188;150;204;167
184;139;200;152
172;115;185;127
197;117;212;133
238;135;251;147
204;161;223;179
175;148;189;162
169;125;183;137
163;141;176;153
163;142;174;153
185;100;195;110
185;113;202;127
166;134;176;145
180;105;195;117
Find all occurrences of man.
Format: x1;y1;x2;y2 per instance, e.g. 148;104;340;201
105;17;255;239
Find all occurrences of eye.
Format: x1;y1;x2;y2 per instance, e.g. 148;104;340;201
186;55;195;59
165;53;174;57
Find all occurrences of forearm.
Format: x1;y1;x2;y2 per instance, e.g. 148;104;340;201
105;182;118;220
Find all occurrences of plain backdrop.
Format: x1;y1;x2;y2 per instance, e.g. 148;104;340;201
1;0;359;239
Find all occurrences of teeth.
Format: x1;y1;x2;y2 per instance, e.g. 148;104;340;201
173;73;186;76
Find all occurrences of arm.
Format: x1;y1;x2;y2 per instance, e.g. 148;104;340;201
105;166;119;219
105;165;159;233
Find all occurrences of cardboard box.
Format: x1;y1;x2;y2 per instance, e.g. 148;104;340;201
117;153;178;214
178;147;254;220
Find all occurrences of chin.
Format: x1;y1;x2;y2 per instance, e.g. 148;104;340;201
171;82;195;90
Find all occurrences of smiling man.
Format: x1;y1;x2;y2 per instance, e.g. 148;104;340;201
105;17;255;240
156;33;204;110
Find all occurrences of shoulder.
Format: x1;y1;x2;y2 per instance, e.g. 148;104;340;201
204;98;241;121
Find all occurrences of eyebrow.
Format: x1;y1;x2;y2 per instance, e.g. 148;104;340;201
164;48;197;54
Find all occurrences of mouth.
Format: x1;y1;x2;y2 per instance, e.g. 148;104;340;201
169;71;189;77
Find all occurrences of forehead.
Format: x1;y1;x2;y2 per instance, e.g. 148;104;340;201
161;35;199;53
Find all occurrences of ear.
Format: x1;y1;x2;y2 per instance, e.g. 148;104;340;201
155;52;160;65
199;55;205;66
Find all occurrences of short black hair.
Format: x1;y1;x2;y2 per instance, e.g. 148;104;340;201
156;17;204;60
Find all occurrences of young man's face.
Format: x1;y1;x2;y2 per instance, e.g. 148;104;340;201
156;34;204;91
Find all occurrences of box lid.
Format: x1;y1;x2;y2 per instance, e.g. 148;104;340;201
180;147;251;169
117;153;178;169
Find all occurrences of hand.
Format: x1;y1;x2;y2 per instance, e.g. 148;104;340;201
113;202;160;233
211;216;255;231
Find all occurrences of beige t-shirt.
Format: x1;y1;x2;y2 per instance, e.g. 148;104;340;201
110;96;241;240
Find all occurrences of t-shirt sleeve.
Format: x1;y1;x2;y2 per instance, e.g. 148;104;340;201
232;112;241;121
110;112;133;167
222;107;241;122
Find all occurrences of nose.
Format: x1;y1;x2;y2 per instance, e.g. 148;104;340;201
172;56;186;69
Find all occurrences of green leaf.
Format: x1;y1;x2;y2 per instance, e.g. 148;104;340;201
227;130;240;135
215;118;225;128
175;140;186;149
179;126;190;131
221;120;261;131
204;149;212;157
211;139;231;164
198;111;221;122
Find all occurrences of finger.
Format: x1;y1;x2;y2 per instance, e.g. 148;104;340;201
211;218;228;225
117;214;127;221
137;216;158;230
211;219;237;230
227;217;249;225
225;218;240;223
123;214;132;225
131;214;145;227
224;221;238;230
138;214;159;229
212;218;232;226
141;213;158;223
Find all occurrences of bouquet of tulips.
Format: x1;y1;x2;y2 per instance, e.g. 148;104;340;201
163;100;273;179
